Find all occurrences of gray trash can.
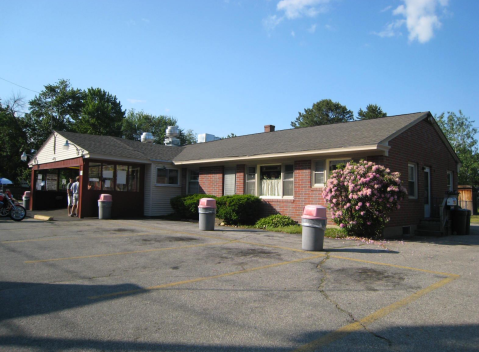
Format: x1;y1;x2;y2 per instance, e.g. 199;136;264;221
302;205;327;251
198;198;216;231
23;191;30;209
98;194;112;220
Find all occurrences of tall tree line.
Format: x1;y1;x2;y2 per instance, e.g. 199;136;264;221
0;79;196;183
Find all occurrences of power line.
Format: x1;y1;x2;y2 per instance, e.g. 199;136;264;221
0;76;40;94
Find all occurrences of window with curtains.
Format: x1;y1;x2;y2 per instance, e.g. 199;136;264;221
259;164;294;198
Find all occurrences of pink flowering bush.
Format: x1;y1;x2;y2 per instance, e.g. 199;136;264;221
322;160;407;238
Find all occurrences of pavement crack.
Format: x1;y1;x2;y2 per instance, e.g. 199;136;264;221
317;252;393;348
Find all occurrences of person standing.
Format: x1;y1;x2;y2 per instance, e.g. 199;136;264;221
70;176;80;217
66;178;73;216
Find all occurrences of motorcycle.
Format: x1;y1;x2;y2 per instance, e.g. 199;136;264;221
0;192;27;221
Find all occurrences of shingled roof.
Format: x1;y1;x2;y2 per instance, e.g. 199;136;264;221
173;112;430;163
56;131;184;162
49;112;456;166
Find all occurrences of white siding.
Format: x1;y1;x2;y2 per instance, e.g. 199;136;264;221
34;134;84;165
145;163;182;216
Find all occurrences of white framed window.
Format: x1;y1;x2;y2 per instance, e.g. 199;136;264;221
447;171;453;192
256;164;294;198
224;167;236;195
187;169;199;194
313;160;326;187
156;168;179;186
245;166;256;195
408;163;417;198
283;164;294;197
312;158;351;187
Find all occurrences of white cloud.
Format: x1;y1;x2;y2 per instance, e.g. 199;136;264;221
291;30;296;36
308;24;317;33
277;0;330;19
262;14;284;32
141;18;150;24
381;5;392;13
392;0;449;43
372;19;405;38
127;99;146;104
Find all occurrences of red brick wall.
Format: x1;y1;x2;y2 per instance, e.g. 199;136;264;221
378;119;458;227
260;160;327;222
236;164;245;195
189;119;458;228
199;166;224;196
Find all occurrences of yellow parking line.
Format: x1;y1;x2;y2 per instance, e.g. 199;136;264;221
292;275;460;351
89;253;324;300
2;232;167;244
24;241;233;264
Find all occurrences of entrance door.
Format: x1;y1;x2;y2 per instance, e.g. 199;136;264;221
424;167;431;218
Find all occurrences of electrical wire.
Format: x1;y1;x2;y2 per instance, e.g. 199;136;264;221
0;76;40;94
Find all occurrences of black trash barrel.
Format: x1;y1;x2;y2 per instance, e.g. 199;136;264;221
452;209;468;235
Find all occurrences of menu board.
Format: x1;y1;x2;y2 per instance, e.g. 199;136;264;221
46;174;58;191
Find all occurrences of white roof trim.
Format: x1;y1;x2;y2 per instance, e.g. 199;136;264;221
173;144;388;165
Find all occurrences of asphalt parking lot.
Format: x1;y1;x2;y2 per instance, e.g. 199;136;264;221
0;212;478;352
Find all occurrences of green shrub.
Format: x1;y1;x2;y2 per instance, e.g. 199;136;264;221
216;195;262;225
170;194;217;219
255;214;297;228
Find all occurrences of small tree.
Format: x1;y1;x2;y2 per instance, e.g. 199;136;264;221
357;104;387;120
322;160;407;238
291;99;354;128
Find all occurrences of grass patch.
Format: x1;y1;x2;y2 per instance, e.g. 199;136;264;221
470;215;479;224
252;225;348;238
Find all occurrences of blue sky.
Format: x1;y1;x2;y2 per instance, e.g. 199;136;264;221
1;0;478;139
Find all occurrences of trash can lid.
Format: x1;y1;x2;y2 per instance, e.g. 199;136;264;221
302;205;327;219
23;191;31;197
199;198;216;208
99;194;112;202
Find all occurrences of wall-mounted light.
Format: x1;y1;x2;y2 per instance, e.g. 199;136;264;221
21;151;37;164
63;140;84;156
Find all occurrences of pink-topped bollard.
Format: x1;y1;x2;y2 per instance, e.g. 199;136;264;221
301;205;327;251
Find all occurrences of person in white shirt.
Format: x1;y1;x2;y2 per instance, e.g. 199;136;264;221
70;176;80;217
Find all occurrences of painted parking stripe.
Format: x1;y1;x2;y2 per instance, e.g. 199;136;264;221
292;275;460;351
88;253;325;300
24;241;233;263
2;232;170;244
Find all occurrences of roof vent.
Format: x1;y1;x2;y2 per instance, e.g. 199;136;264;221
197;133;221;143
141;132;154;143
264;125;275;132
164;126;181;146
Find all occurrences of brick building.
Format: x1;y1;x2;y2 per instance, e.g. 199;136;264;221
28;112;459;236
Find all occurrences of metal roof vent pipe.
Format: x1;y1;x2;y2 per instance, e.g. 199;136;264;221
164;126;181;146
264;125;275;132
141;132;154;143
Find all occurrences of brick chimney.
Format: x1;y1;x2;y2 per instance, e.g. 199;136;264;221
264;125;275;133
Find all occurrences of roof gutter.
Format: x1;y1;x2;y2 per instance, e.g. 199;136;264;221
173;144;390;165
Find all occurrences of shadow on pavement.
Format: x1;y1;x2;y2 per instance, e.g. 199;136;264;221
0;281;145;322
0;324;477;351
